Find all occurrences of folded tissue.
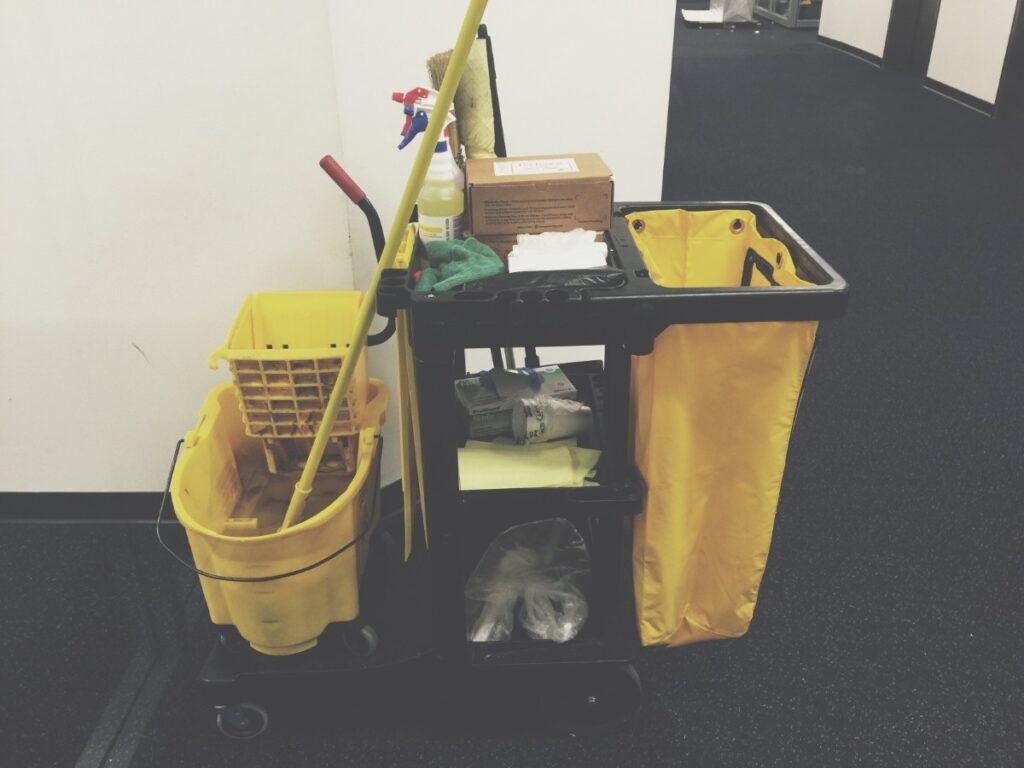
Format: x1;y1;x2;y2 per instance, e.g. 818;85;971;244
507;229;608;273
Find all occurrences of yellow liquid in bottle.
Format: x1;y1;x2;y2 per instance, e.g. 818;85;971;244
418;151;465;243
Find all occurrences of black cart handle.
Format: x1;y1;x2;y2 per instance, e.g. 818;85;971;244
320;155;395;347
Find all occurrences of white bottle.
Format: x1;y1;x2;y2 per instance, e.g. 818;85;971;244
417;140;464;244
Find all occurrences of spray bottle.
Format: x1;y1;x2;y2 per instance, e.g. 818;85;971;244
392;88;464;243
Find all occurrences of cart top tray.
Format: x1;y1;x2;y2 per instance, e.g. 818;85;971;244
377;202;848;354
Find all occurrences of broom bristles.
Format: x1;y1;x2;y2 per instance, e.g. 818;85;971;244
426;50;464;168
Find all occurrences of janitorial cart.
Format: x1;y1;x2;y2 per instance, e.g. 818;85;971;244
159;0;848;739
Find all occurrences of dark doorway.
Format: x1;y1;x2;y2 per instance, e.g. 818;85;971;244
884;0;943;73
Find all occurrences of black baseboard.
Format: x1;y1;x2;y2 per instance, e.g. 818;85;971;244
1;482;405;523
924;78;996;116
818;35;883;67
0;493;164;521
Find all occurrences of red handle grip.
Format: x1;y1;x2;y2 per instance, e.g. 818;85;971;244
319;155;366;204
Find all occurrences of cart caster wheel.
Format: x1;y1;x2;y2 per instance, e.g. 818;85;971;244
542;663;642;731
215;703;268;740
342;623;379;657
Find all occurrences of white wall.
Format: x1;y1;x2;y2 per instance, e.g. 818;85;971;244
819;0;895;59
928;0;1019;104
327;0;677;484
0;1;674;492
0;1;352;491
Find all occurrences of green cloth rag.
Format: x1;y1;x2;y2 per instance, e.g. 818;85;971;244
415;237;504;292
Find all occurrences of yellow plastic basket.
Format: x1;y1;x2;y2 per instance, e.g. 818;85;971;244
170;379;388;656
210;292;369;440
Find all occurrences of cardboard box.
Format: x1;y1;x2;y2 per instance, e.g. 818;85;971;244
467;153;613;237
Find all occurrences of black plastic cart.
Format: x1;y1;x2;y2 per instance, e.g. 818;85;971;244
193;201;847;738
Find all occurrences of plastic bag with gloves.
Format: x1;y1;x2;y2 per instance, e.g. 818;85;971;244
465;518;591;643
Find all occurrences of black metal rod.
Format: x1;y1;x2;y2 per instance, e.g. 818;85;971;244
359;196;396;347
358;197;387;261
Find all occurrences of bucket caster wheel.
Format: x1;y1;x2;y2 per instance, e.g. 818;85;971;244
215;702;269;740
342;622;379;657
217;629;247;653
541;663;642;732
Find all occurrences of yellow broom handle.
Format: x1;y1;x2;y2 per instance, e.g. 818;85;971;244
281;0;489;531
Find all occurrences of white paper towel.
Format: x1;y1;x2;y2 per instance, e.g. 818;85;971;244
507;229;608;273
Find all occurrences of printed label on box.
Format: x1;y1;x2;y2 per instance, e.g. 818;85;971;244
492;158;580;177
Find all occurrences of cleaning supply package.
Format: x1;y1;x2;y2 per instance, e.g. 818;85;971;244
455;366;577;439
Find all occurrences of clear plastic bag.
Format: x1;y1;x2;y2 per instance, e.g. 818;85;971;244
465;518;591;643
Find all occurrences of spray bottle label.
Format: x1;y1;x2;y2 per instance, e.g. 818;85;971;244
418;213;464;243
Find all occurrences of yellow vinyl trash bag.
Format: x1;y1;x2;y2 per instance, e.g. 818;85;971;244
626;209;818;647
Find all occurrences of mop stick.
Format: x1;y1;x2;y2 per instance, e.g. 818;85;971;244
280;0;489;531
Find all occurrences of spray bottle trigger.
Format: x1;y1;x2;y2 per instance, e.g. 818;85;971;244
398;110;431;150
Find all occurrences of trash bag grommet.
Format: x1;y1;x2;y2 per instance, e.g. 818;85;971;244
729;218;745;234
631;218;646;233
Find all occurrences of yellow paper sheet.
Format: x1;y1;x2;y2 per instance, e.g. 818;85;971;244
489;437;599;476
458;440;601;490
571;446;602;480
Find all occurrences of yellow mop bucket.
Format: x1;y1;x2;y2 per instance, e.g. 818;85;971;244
627;208;819;648
160;0;487;654
169;379;387;656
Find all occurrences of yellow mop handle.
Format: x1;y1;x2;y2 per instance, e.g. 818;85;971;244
280;0;489;531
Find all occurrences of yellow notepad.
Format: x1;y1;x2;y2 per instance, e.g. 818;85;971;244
458;439;601;490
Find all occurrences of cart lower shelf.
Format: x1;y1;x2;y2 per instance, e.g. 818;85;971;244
198;507;642;738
